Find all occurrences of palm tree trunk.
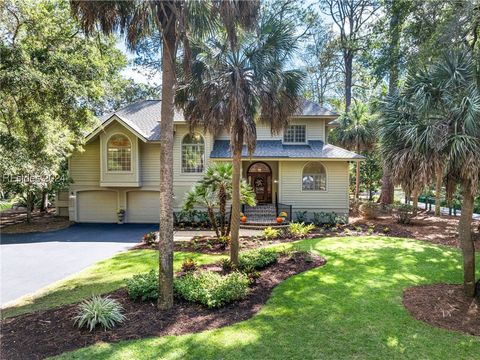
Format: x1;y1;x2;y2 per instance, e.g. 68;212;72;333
157;23;176;311
379;170;394;205
412;188;419;216
459;189;476;297
230;139;242;266
219;185;226;236
435;166;442;216
207;207;220;238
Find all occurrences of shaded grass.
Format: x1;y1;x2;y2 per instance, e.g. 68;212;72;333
55;236;479;360
1;250;223;319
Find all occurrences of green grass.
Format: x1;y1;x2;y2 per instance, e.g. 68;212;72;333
0;199;14;212
54;236;479;360
1;250;223;319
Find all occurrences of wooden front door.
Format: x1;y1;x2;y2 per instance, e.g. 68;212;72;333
247;162;272;203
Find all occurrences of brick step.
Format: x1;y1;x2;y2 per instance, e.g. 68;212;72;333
240;222;289;230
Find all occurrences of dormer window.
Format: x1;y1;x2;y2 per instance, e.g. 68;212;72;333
284;125;306;143
107;134;131;171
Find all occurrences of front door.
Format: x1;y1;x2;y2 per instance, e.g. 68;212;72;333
247;162;272;203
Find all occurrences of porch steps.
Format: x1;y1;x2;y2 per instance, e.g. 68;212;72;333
241;204;287;229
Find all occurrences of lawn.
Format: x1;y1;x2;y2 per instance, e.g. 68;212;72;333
53;236;479;360
1;250;223;319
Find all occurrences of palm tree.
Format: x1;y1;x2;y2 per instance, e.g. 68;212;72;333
70;0;248;310
176;17;305;265
380;49;480;297
184;163;256;238
330;101;376;199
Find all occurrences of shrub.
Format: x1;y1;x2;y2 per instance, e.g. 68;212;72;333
359;202;379;220
288;222;316;237
181;258;198;273
243;265;261;285
220;258;236;272
393;204;415;224
295;210;308;222
126;270;158;301
73;295;125;331
143;232;157;245
262;226;280;240
238;248;278;270
174;271;249;308
216;236;230;249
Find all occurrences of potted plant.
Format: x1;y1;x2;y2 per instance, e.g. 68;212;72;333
117;209;125;224
279;211;288;221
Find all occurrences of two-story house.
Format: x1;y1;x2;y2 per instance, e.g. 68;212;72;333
56;99;362;223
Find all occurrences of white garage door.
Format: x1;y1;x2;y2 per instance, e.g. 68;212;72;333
77;191;117;223
127;191;160;223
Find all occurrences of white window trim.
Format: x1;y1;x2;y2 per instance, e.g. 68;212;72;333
300;161;328;192
283;124;307;144
105;132;134;174
181;133;206;174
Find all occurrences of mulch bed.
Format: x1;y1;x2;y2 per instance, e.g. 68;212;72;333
403;284;480;336
0;252;326;360
0;209;71;233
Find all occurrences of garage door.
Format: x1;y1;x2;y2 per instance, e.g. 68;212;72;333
77;191;117;223
127;191;160;223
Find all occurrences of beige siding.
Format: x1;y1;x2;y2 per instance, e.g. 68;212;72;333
217;118;325;142
69;139;100;185
279;161;349;214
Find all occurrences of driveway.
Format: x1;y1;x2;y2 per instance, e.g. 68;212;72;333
0;224;263;306
0;223;156;306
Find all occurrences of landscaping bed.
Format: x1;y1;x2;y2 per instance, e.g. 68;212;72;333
0;209;71;233
0;251;326;360
403;284;480;336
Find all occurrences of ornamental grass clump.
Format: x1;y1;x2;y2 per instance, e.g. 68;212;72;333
174;271;249;308
73;295;125;331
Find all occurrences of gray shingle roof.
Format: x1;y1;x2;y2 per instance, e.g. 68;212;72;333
210;140;363;160
91;99;338;141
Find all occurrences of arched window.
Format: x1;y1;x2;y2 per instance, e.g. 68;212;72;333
302;162;326;191
107;134;131;171
182;133;205;173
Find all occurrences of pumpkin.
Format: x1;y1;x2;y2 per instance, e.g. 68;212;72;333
241;216;247;223
276;217;283;223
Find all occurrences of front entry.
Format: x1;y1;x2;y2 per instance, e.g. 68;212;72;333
247;162;272;203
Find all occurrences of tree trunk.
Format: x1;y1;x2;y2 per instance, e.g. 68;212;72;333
344;50;353;111
435;167;443;216
219;185;226;236
412;188;419;216
379;1;402;207
378;170;395;205
40;190;48;212
459;189;476;297
207;207;220;238
26;192;33;223
355;143;360;199
157;23;177;311
230;135;243;266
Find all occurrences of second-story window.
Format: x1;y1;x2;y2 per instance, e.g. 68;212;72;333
284;125;306;143
107;134;131;171
182;133;205;173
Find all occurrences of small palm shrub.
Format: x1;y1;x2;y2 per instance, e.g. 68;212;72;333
295;210;308;222
174;271;249;308
181;258;198;273
220;258;236;272
359;202;379;220
238;248;278;271
126;270;158;301
216;236;230;249
288;222;316;237
393;204;415;224
73;295;125;331
262;226;280;240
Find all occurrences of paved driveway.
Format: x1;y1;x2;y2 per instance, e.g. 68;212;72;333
0;223;156;306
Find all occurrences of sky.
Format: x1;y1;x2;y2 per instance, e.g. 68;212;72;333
116;39;162;85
